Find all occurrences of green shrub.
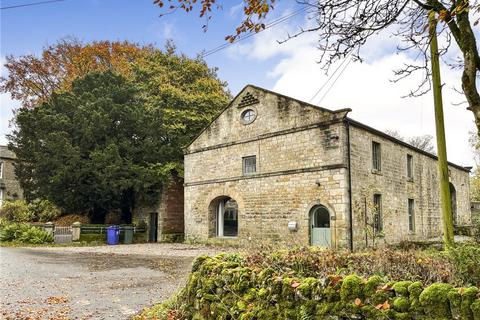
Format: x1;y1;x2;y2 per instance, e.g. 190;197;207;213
0;222;53;244
0;200;34;222
245;247;456;285
447;242;480;286
28;199;61;222
473;214;480;243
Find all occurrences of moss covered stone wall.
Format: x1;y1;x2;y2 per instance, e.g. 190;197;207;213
157;254;480;320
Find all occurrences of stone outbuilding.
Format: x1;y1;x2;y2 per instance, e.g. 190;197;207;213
0;146;23;206
183;85;471;250
134;174;184;242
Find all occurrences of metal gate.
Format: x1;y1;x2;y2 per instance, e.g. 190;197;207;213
54;227;72;244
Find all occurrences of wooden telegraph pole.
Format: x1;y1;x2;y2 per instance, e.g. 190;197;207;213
429;11;454;247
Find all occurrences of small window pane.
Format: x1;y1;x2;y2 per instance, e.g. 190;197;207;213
372;142;381;171
243;156;256;175
408;199;415;232
407;154;413;179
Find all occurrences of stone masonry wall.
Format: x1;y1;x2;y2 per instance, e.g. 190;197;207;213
134;176;184;241
184;86;351;248
185;168;350;248
0;146;23;204
348;124;471;249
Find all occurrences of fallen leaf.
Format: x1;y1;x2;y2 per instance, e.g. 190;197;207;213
354;298;362;306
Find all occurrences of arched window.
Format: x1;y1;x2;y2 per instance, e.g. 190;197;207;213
210;197;238;237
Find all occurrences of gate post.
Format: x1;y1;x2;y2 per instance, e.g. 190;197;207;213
72;222;81;241
44;222;54;235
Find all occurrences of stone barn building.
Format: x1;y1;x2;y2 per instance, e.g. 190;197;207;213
0;146;23;206
184;85;471;250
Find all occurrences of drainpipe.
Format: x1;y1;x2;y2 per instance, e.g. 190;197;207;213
345;120;354;252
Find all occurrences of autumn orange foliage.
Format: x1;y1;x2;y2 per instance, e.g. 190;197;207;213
153;0;275;42
0;38;153;108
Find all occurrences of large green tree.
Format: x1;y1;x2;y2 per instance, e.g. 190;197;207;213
8;45;229;222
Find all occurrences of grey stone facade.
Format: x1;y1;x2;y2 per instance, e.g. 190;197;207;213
184;85;471;249
0;146;23;206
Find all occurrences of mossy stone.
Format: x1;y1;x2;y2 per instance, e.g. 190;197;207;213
341;275;364;302
419;283;453;319
371;290;393;306
393;281;413;297
461;287;479;319
365;275;384;296
191;255;210;272
316;302;334;316
447;288;461;319
297;277;317;298
471;300;480;320
393;297;410;312
407;281;423;299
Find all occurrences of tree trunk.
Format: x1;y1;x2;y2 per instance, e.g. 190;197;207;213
454;11;480;135
429;11;455;247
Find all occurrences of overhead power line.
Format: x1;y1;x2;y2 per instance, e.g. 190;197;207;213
1;0;66;10
309;51;354;105
316;57;352;105
309;54;351;103
201;6;310;58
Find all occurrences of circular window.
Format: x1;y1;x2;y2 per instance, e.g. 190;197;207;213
241;109;256;124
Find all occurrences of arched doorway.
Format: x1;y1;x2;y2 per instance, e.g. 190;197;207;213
309;205;331;247
450;183;457;225
210;197;238;237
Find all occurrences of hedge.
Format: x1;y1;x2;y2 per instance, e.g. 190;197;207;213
145;254;480;320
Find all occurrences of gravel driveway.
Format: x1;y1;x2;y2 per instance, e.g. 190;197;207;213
0;244;228;319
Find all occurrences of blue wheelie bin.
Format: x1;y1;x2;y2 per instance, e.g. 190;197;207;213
107;225;120;245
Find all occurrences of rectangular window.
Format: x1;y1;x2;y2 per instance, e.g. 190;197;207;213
373;194;382;232
372;142;381;171
0;162;3;179
408;199;415;232
407;154;413;179
242;156;256;175
0;189;3;207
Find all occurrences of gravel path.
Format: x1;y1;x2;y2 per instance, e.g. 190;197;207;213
24;243;231;257
0;244;229;320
